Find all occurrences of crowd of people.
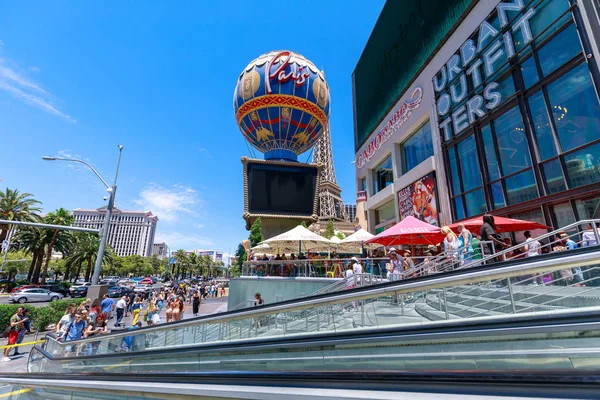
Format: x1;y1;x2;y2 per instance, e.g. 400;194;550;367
245;215;600;287
1;279;228;362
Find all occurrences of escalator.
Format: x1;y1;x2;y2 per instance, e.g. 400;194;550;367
2;246;600;398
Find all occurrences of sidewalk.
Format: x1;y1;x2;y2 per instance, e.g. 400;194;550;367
0;296;228;373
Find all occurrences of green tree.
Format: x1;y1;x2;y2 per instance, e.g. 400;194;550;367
300;221;308;228
188;253;198;278
149;254;162;276
17;227;47;282
323;220;335;239
232;243;246;277
0;188;42;243
335;231;345;240
173;249;188;280
41;208;74;283
66;232;113;282
249;218;263;246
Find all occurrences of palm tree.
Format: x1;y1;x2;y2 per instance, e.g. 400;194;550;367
188;253;198;279
66;232;113;282
173;249;187;280
41;208;74;283
17;227;48;282
0;188;42;243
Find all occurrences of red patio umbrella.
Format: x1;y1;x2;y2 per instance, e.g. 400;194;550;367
448;216;550;233
366;216;446;248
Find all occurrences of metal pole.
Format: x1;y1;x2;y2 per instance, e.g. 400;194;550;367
91;147;123;285
442;288;449;319
507;279;517;314
0;227;14;271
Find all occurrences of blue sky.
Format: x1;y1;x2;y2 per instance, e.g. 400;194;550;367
0;1;384;254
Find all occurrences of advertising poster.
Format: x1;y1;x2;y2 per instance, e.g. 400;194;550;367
397;172;439;226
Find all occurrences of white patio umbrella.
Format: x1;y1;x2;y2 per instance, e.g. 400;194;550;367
340;228;380;254
259;225;332;253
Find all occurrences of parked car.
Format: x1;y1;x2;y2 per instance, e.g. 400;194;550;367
11;284;40;294
69;282;92;298
107;286;133;298
39;283;70;296
133;284;153;294
139;278;153;285
9;288;64;304
99;278;119;286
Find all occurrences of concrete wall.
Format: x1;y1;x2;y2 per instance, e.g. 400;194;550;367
227;277;338;310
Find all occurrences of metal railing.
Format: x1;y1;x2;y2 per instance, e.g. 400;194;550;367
37;239;600;359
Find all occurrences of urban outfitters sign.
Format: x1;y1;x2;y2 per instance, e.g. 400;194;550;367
434;0;536;138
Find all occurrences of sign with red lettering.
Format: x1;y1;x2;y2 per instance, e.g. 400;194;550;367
265;51;311;94
356;87;423;168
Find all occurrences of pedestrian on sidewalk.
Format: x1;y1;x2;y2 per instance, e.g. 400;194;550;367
115;296;127;327
100;294;115;321
192;289;201;316
12;308;32;356
131;296;143;326
2;307;28;362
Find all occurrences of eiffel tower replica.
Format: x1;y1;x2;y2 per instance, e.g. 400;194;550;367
310;126;356;236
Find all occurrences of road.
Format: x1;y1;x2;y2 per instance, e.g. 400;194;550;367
0;283;165;307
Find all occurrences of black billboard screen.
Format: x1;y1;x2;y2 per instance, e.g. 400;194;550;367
247;162;318;216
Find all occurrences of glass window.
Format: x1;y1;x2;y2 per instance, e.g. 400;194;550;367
538;24;582;77
375;201;396;225
496;74;516;102
520;57;539;89
564;141;600;188
360;178;367;192
530;0;571;43
551;202;576;230
457;135;482;192
481;124;500;181
401;123;434;173
575;197;600;219
505;169;539;205
447;147;461;196
464;189;487;217
528;91;557;160
511;208;547;243
493;105;532;175
547;63;600;152
490;181;506;209
373;156;394;194
542;158;566;193
454;197;466;221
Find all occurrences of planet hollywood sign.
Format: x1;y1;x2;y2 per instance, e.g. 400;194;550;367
356;87;423;168
435;0;537;138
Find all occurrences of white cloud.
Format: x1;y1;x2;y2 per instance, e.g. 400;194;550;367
133;183;200;222
154;231;213;251
193;223;204;229
29;66;40;73
0;53;75;122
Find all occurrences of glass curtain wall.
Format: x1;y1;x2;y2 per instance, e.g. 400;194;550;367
440;0;600;219
373;156;393;194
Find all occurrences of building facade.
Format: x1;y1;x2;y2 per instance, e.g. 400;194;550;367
345;204;357;223
152;242;169;259
354;0;600;237
73;207;158;257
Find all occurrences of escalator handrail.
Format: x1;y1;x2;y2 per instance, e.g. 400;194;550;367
43;246;600;348
34;308;600;362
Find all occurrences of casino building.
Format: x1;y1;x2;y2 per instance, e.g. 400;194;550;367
353;0;600;237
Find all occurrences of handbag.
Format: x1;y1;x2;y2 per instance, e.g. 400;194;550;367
151;313;160;324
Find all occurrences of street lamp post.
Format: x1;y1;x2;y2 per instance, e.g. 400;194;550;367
43;145;123;285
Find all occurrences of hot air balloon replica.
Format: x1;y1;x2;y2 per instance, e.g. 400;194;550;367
234;51;330;235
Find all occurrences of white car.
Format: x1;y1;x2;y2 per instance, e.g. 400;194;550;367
133;284;153;294
9;288;64;304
